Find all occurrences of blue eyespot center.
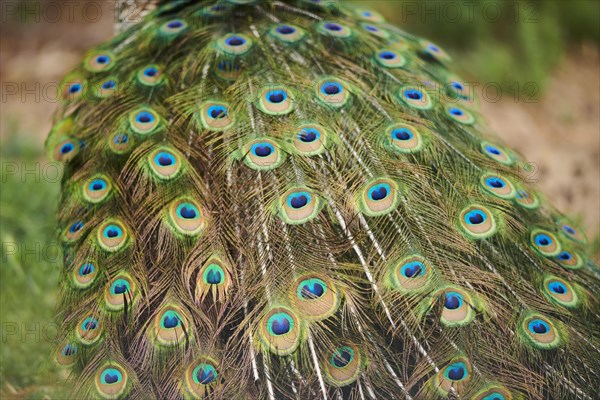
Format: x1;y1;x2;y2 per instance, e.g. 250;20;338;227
451;82;463;90
101;368;122;385
177;203;198;219
277;25;296;35
465;210;486;225
392;128;412;141
450;107;463;116
368;183;390;201
144;67;158;77
70;221;83;233
194;364;217;384
401;261;425;278
558;251;572;261
290;194;309;209
62;343;77;356
428;44;440;53
90;179;106;191
404;89;423;100
114;133;128;144
446;363;466;381
102;80;116;90
267;89;287;103
69;83;82;93
528;319;549;334
225;36;246;46
136;111;155;124
161;311;181;329
444;292;463;310
365;25;378;32
485;145;501;156
268;313;292;335
79;263;95;276
82;317;98;331
96;55;110;64
300;281;325;299
167;20;184;29
103;225;123;239
204;265;224;284
61;143;74;154
299;128;319;142
379;51;396;60
324;23;342;32
534;233;552;247
331;347;354;368
486;177;505;188
155;152;175;166
207;105;227;119
562;225;576;235
548;281;567;294
111;279;130;295
321;82;342;95
251;143;274;157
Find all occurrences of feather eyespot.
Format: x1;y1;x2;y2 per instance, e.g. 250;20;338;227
198;101;235;131
184;357;221;398
93;77;118;99
158;18;188;37
61;75;86;101
108;132;133;154
292;124;329;156
356;8;384;22
386;123;424;153
148;147;184;180
242;139;284;170
83;175;112;204
136;64;165;87
56;342;77;366
360;22;390;39
258;85;295;115
318;21;352;38
514;187;540;209
399;87;433;110
558;221;587;244
291;275;340;320
543;276;580;308
376;49;406;68
323;344;363;387
218;33;252;55
97;220;130;252
73;262;98;289
316;77;350;108
357;178;399;217
530;228;561;257
63;220;86;243
391;255;434;293
84;51;115;73
473;386;512;400
128;107;163;136
259;307;301;355
520;313;562;349
277;187;323;225
433;358;471;395
105;274;137;311
196;257;232;302
167;198;205;237
459;204;497;239
76;315;102;345
480;173;516;200
480;141;515;165
153;306;191;346
437;288;478;327
555;250;583;270
445;105;475;124
419;40;451;63
95;364;129;399
270;24;306;43
52;138;80;162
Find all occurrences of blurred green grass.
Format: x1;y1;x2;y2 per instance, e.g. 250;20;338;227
1;127;63;398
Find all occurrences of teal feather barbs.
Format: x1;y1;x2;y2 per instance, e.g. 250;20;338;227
47;0;599;399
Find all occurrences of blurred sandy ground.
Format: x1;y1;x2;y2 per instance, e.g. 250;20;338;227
0;0;598;236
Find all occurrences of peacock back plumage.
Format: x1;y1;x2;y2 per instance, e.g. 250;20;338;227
46;0;600;399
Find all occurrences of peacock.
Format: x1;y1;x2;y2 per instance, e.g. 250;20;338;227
46;0;600;399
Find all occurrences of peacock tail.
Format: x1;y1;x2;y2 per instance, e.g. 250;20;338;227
46;0;600;399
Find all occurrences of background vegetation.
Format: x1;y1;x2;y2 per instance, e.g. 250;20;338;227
1;0;598;398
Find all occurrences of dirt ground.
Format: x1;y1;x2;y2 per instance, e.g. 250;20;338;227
1;4;598;236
